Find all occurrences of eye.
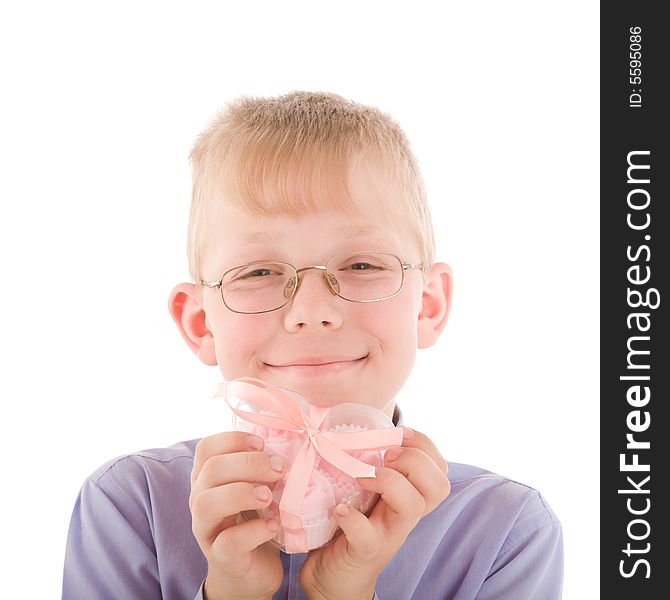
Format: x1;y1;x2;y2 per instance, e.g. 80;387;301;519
339;255;389;271
347;261;380;271
228;263;287;283
242;268;274;278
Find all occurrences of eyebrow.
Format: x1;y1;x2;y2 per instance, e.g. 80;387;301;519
237;223;382;244
238;231;277;244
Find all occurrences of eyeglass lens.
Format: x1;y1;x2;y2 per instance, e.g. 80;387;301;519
220;252;403;313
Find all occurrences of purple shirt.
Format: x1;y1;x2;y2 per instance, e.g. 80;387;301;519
63;409;563;599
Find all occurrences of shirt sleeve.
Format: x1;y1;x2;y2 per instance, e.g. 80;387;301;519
476;518;563;599
62;475;163;599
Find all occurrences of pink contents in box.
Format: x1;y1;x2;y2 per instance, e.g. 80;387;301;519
220;377;404;553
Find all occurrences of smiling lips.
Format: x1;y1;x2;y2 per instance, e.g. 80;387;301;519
264;355;367;377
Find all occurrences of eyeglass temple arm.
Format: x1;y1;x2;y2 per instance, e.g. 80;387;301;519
200;261;422;287
200;279;222;289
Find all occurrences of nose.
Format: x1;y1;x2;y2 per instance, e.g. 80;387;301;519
282;268;343;331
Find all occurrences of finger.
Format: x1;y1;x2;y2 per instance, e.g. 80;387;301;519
192;432;266;482
399;427;448;475
382;447;451;515
191;451;286;498
357;467;425;526
191;481;277;543
210;514;280;568
332;503;380;564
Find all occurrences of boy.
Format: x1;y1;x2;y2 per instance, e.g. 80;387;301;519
63;92;563;599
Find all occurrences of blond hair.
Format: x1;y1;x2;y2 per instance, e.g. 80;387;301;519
187;91;435;280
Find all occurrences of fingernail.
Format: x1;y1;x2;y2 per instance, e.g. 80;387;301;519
267;518;280;532
248;435;264;451
269;455;285;472
402;427;414;439
335;503;350;517
385;448;403;462
255;485;271;501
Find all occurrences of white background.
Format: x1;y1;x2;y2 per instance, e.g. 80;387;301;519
0;1;599;597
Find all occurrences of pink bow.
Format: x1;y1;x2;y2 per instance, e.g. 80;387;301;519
217;377;404;552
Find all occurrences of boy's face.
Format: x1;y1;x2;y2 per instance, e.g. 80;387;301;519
172;164;451;419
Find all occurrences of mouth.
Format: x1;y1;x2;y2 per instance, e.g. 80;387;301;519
263;354;368;377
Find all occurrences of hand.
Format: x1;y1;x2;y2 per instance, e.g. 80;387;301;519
298;427;450;600
189;431;287;600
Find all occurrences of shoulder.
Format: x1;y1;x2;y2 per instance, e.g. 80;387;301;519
65;440;207;597
448;462;560;535
89;439;199;479
381;462;563;597
416;461;561;557
448;461;559;518
84;439;200;507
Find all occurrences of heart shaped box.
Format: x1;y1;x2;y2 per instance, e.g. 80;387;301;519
220;377;403;554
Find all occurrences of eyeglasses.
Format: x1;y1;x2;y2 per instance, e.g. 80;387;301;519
200;251;422;314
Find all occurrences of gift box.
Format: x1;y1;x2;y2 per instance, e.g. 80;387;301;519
217;377;404;553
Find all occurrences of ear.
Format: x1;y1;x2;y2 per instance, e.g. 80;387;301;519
417;262;453;349
167;283;217;366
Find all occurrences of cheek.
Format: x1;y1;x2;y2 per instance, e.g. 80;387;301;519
357;297;419;366
361;293;420;339
355;301;418;407
212;314;273;378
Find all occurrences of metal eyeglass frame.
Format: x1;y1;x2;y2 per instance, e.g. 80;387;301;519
199;251;423;314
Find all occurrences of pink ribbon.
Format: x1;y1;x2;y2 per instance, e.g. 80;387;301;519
217;377;404;552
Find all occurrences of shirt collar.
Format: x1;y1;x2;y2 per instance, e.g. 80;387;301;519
393;404;403;426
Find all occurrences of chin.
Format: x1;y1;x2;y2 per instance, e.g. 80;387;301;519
286;381;353;407
289;380;366;406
